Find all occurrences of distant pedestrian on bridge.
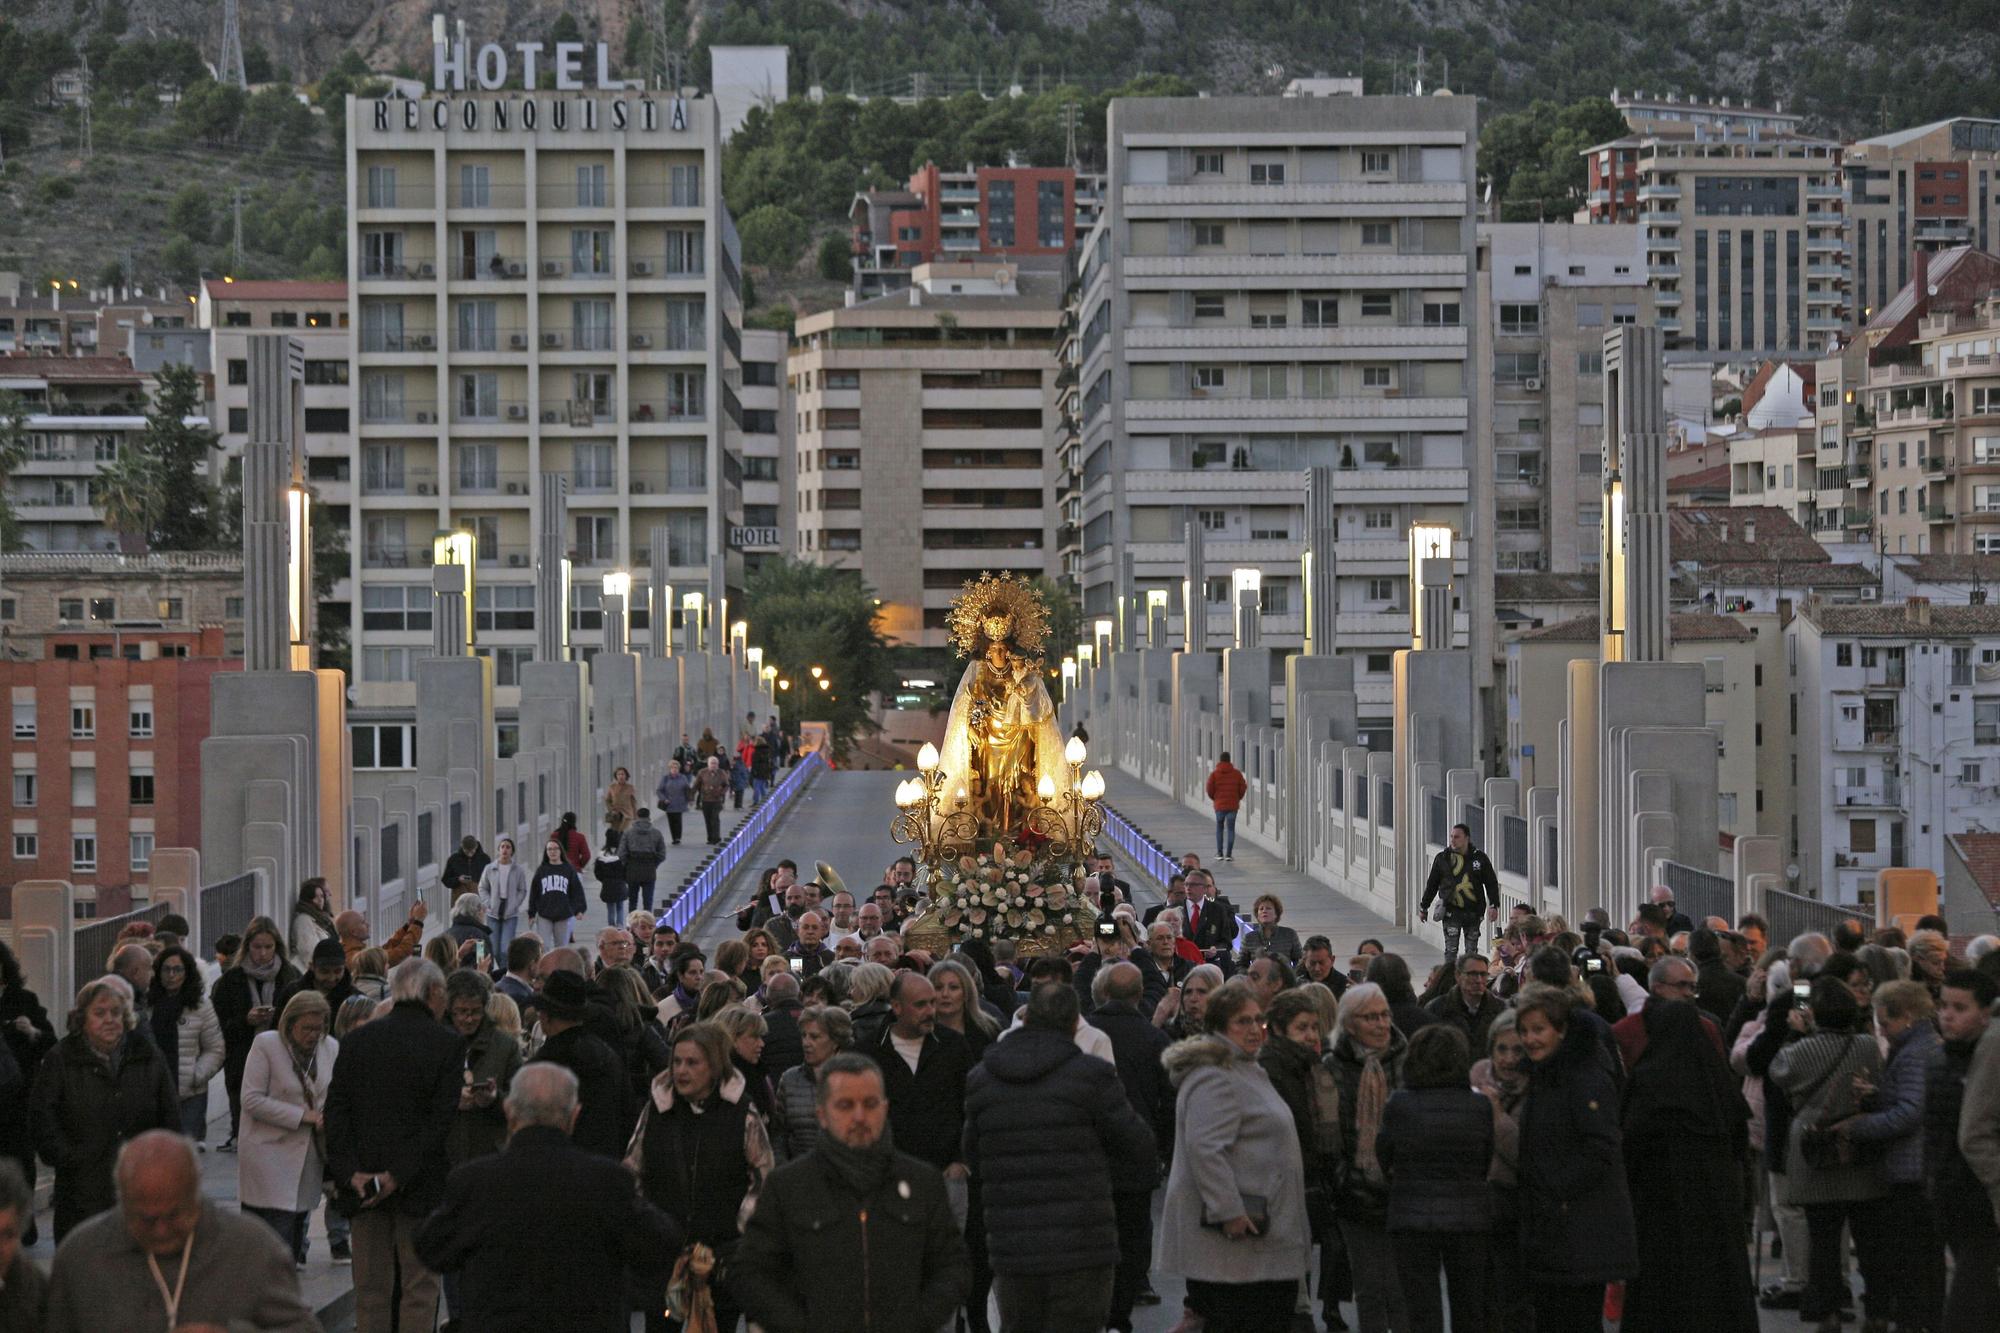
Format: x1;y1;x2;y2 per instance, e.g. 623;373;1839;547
1205;752;1248;862
1419;824;1500;970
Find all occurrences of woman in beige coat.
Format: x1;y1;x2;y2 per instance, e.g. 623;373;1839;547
238;989;338;1265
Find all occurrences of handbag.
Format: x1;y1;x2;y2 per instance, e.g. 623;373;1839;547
1200;1193;1270;1232
1794;1037;1880;1169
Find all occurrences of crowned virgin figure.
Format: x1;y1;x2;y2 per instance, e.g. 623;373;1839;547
935;574;1072;840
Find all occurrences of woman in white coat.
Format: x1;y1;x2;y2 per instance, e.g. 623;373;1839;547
477;837;531;960
239;988;338;1265
146;945;225;1145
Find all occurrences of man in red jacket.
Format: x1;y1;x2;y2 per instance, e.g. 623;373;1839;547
1204;752;1248;861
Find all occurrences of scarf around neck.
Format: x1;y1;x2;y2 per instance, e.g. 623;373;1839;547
818;1119;898;1200
1353;1047;1391;1182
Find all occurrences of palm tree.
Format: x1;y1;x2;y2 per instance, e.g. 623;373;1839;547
94;454;162;554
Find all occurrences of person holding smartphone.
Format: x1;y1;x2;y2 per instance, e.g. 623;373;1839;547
213;915;302;1153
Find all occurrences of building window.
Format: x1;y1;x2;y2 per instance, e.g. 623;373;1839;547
1421;299;1460;326
474;585;535;632
89;597;115;621
1361;150;1392;174
1498;304;1540;334
1193;152;1224;175
70;705;94;739
474;644;534;687
1360;293;1393;319
1849;818;1876;854
1192;366;1226;392
1249;158;1285;184
1193;294;1225;320
1193;223;1226;247
72;768;94;807
227;359;248;385
155;598;183;621
361;585;435;633
1836;642;1852;666
1361;222;1393;247
11;700;34;739
1366;578;1395;602
57;598;83;622
1249;366;1287;399
11;773;34;807
12;833;35;860
1197;509;1226;533
129;771;154;805
130;833;154;873
361;647;415;682
352;723;417;770
1364;509;1395;530
129;704;153;738
71;834;96;874
1962;762;1984;785
1301;294;1338;328
1362;366;1392;389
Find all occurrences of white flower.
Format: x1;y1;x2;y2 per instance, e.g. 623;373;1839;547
1044;924;1056;935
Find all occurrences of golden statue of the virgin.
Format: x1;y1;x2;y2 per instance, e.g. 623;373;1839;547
937;574;1071;840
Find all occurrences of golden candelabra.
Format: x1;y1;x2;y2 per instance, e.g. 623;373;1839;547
892;737;1107;873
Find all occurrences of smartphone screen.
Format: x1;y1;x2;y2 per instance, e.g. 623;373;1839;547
1098;922;1117;937
1792;982;1812;1002
789;956;804;974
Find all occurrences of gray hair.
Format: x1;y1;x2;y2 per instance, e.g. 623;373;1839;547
70;973;137;1035
451;893;484;921
1788;932;1833;979
763;970;802;1003
846;961;896;1008
505;1063;579;1130
1647;956;1695;991
1968;935;2000;964
389;957;446;1005
1335;981;1387;1033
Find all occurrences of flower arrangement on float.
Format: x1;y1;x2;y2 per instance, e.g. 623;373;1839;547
929;837;1088;944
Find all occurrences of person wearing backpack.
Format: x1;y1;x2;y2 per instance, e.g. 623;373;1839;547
530;836;588;947
620;808;668;913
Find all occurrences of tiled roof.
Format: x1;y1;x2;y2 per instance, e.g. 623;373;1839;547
1670;506;1829;564
1949;833;2000;909
1892;554;2000;584
203;279;346;301
1494;573;1597;604
1866;246;2000;333
1666;463;1731;494
1802;601;2000;635
0;354;141;380
1696;562;1878;587
1512;612;1753;644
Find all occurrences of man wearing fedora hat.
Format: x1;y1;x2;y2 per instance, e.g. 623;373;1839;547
525;971;629;1159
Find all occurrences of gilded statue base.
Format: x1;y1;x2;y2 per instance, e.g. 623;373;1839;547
902;898;1100;959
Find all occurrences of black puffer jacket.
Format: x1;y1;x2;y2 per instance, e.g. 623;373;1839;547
33;1031;179;1239
1377;1085;1494;1233
1924;1035;1986;1210
1518;1015;1637;1286
962;1027;1156;1275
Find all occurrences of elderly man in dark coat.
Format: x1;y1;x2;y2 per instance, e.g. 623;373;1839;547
963;982;1156;1333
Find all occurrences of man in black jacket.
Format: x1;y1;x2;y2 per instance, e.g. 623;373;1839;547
865;974;972;1182
441;837;490;900
1084;963;1173;1331
416;1064;679;1332
1418;823;1501;969
964;982;1156;1333
617;808;668;914
1423;953;1506;1050
732;1053;969;1332
783;909;836;978
759;972;807;1080
326;958;465;1333
526;971;630;1158
1178;870;1238;968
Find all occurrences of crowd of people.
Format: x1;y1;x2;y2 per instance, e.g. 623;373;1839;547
6;812;2000;1333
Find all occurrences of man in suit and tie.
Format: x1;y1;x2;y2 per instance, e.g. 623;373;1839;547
1178;870;1238;973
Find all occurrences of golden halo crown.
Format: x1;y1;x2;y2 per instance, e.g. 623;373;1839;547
947;573;1050;660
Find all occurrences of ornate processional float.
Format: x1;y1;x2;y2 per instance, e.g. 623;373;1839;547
893;573;1109;957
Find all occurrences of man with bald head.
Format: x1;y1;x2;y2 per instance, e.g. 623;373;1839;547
45;1131;316;1332
417;1065;679;1331
1087;961;1174;1330
335;902;426;971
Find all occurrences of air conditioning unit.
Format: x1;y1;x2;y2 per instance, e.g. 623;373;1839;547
510;333;529;350
506;481;525;495
415;410;434;424
414;333;436;350
415;261;436;278
632;260;654;277
1525;377;1543;391
506;404;528;420
631;333;652;349
632;480;649;493
505;261;526;278
541;260;564;277
542;332;564;349
508;553;527;567
541;410;560;424
1859;585;1881;601
415;482;435;495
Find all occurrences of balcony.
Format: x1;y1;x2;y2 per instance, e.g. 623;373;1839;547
1925;455;1955;480
1123;393;1468;428
361;466;438;497
1805;210;1844;225
360;399;440;426
1836;779;1903;808
626;183;704;209
360;329;441;353
452;399;531;426
1927;498;1955;522
1843;506;1875;529
362;545;433;570
536;183;616;209
1637;182;1681;199
629;256;705;279
1807;263;1846;280
1653;289;1682;307
1647;263;1681;279
360;257;438;281
452;470;531;498
1647;235;1682;252
627;469;707;496
1847;462;1871;483
359;187;436;211
447;184;528;210
451;255;526;281
450;326;527;354
626;327;707;353
625;398;706;425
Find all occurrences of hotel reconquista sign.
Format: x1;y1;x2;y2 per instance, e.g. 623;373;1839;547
365;38;688;134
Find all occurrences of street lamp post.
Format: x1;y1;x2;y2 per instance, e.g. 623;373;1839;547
602;570;632;655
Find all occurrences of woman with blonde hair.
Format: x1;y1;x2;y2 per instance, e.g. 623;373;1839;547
333;992;378;1039
350;947;390;1002
212;914;300;1153
239;989;337;1264
32;974;178;1239
929;957;1001;1059
844;961;896;1049
713;1004;777;1127
485;991;523;1043
423;933;462;976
